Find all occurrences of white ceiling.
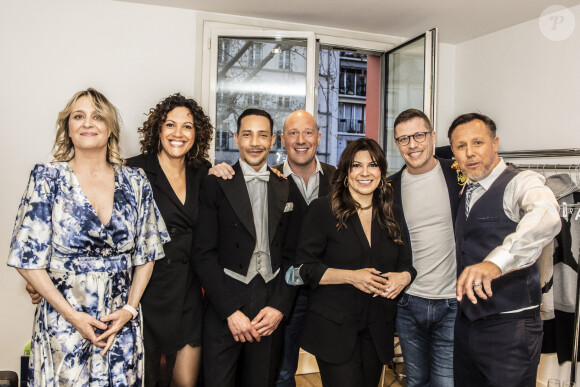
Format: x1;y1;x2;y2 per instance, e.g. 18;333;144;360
118;0;580;43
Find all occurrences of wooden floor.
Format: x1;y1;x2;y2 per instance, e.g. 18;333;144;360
295;365;407;387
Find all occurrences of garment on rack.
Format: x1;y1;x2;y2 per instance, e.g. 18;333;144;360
541;175;580;364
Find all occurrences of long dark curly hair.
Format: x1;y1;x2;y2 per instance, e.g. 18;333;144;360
331;138;402;244
138;93;213;167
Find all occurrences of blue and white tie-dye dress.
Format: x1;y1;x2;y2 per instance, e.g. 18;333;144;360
8;162;170;387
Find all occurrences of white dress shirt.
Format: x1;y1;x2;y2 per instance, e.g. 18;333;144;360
283;157;324;205
465;158;561;275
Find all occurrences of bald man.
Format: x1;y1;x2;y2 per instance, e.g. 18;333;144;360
274;111;335;387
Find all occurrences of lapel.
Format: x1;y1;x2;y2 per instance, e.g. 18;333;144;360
437;156;462;223
319;171;331;197
218;162;256;240
351;213;372;267
388;169;404;211
267;168;289;243
369;217;382;268
287;177;307;209
144;154;190;216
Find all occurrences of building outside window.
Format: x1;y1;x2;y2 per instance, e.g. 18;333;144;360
215;130;230;150
278;48;292;70
218;40;231;64
318;49;368;165
248;43;263;68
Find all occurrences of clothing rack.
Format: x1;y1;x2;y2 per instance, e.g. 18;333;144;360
513;161;580;384
500;148;580;159
512;163;580;171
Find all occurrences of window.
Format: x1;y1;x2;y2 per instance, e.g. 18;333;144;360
384;29;437;174
248;43;263;68
339;68;366;97
247;92;261;107
278;96;291;110
199;18;436;167
338;103;365;134
210;33;314;165
215;131;230;150
278;49;291;70
218;39;231;64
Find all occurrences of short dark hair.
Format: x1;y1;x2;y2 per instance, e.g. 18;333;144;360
448;113;497;142
237;108;274;134
393;108;432;135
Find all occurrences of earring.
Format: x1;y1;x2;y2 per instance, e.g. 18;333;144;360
378;178;384;189
344;177;349;187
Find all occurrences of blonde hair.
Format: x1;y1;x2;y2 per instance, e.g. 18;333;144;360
53;88;124;165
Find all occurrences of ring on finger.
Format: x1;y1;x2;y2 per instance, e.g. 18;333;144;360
472;281;481;287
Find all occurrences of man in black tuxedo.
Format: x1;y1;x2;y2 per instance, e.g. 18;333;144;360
274;110;335;387
193;109;297;387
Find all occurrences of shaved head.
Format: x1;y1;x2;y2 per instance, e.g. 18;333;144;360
283;110;317;133
281;110;321;169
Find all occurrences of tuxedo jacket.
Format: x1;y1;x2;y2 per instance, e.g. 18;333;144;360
296;197;416;364
192;161;300;321
126;153;209;353
387;157;463;243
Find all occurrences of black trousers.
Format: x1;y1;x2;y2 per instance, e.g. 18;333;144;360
454;309;542;387
316;328;382;387
202;276;284;387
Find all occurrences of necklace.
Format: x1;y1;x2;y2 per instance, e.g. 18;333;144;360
358;203;373;211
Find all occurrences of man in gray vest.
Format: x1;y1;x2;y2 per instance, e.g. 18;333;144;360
449;113;560;387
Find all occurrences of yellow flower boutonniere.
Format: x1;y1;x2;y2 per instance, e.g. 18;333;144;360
451;161;468;186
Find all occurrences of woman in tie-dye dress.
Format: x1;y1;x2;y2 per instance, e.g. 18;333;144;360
7;88;169;387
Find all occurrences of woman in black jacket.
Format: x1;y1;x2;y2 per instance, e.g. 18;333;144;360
291;138;416;387
127;94;212;387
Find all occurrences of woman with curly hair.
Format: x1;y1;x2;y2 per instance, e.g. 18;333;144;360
10;88;169;386
289;138;416;387
126;93;213;387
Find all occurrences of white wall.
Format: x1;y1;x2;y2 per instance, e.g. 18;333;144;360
452;6;580;385
0;0;199;376
435;42;456;143
453;4;580;153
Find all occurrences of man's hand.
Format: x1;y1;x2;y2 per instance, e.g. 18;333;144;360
271;169;286;179
456;261;502;304
251;306;283;337
26;283;42;304
208;162;235;180
227;310;261;343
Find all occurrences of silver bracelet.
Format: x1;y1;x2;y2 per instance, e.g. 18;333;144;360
122;304;138;320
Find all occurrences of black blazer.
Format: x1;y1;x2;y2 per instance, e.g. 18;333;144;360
126;153;210;353
273;162;336;258
296;197;416;364
387;157;463;240
192;162;299;321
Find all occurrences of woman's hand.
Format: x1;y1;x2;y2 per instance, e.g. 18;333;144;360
379;271;411;299
25;283;42;304
95;309;133;356
347;268;388;294
68;310;109;348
